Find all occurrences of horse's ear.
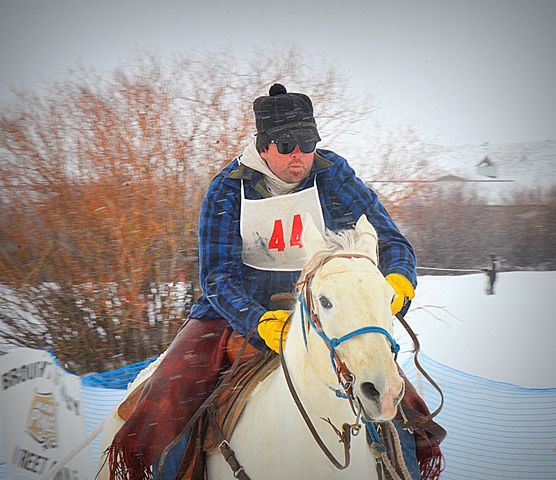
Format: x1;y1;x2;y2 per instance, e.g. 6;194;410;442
355;215;379;263
302;213;326;259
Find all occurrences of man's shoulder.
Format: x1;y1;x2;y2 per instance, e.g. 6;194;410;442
315;149;353;178
316;148;344;163
200;159;243;206
207;158;243;188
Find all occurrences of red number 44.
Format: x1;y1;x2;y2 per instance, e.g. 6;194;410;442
269;214;303;252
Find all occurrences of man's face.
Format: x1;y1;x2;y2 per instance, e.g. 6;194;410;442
260;143;315;183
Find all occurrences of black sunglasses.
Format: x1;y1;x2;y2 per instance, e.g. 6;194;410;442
271;140;317;154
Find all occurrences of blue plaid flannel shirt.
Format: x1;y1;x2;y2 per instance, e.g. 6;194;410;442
189;149;417;350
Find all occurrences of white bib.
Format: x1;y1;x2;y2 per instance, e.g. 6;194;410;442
240;178;325;271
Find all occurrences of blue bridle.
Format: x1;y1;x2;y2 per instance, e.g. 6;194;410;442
299;294;400;377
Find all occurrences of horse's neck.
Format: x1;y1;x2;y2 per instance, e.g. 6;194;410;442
210;306;378;480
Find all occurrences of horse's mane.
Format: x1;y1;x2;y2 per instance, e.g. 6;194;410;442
296;228;374;293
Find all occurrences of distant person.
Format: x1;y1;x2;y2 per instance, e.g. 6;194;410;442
484;255;500;295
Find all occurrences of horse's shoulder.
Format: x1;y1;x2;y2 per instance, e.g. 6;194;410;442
204;351;279;453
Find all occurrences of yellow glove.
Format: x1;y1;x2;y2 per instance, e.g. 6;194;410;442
258;310;291;353
386;273;415;315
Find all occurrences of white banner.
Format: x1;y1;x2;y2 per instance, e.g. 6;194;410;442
0;348;94;480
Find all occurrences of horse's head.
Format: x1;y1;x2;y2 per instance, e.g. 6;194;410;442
294;214;404;422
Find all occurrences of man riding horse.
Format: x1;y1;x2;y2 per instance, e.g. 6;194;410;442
108;84;440;479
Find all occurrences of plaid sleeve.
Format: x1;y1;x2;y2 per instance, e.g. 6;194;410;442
327;155;417;287
198;174;266;347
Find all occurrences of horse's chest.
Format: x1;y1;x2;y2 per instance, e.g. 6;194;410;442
207;396;377;480
206;352;378;479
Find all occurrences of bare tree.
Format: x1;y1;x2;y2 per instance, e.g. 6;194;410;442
0;49;375;373
395;183;556;273
360;126;439;216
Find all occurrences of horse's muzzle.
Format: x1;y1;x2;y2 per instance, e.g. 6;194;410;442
357;377;404;421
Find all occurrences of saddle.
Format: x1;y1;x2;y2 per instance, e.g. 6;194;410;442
172;360;445;480
174;348;278;480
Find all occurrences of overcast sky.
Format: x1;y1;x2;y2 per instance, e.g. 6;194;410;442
1;0;555;146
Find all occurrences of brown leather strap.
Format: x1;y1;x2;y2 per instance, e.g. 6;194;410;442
395;313;444;421
207;406;251;480
279;320;353;470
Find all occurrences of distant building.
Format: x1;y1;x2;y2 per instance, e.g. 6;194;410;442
432;174;471;183
476;156;497;178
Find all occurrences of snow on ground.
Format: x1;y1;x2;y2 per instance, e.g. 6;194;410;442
2;271;555;478
395;271;556;388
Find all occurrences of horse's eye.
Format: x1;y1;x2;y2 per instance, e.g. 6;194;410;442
319;296;333;309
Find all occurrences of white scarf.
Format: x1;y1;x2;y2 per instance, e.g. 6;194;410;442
238;141;301;196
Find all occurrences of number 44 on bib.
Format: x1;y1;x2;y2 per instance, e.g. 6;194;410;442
269;214;303;252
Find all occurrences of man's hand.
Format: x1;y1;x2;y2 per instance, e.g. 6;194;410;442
258;310;291;353
386;273;415;315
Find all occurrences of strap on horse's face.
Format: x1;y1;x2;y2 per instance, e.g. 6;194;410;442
297;253;400;398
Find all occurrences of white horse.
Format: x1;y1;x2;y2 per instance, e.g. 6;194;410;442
99;214;406;479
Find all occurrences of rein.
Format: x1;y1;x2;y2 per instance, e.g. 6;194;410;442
279;319;355;470
395;312;444;422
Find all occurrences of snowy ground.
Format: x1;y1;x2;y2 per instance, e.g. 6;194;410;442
396;271;556;388
2;271;555;478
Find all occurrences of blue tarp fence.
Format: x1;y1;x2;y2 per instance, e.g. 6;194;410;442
74;352;556;478
401;354;556;479
82;356;158;389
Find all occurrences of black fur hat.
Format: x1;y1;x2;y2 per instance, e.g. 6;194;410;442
253;84;320;151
